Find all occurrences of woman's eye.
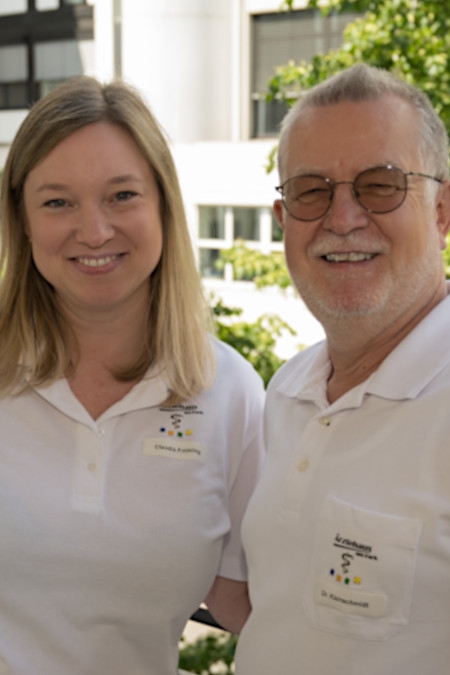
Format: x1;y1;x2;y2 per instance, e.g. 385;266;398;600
44;198;67;208
115;190;137;202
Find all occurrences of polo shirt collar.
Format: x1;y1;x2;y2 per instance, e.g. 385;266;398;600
367;289;450;400
275;340;330;407
33;368;169;428
276;286;450;407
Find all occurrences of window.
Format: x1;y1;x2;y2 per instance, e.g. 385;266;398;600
0;0;26;16
200;249;223;280
198;205;282;280
34;39;94;97
234;207;260;241
0;44;28;108
272;217;283;243
0;83;27;108
0;1;94;109
36;0;60;9
0;39;94;109
0;0;85;12
252;98;288;141
199;206;227;240
251;9;359;137
36;0;86;8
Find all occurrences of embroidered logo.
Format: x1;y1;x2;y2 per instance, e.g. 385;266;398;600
158;403;204;438
330;532;378;585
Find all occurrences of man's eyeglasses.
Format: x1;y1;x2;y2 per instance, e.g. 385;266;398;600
275;165;442;222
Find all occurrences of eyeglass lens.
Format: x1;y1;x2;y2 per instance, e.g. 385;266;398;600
281;166;407;221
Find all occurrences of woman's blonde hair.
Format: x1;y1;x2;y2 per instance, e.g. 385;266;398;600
0;76;214;403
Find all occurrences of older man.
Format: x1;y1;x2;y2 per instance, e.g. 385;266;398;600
234;63;450;674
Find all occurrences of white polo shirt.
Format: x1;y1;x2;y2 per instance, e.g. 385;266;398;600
235;290;450;675
0;338;264;675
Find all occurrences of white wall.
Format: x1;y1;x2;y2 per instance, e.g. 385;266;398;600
173;139;277;212
119;0;233;143
173;139;325;355
91;0;115;82
0;110;28;168
0;110;28;145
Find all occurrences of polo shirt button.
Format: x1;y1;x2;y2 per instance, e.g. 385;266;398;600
319;417;331;427
97;428;105;436
297;458;309;472
88;462;97;472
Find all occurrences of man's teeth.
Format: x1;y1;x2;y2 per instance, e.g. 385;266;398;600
77;255;118;267
324;252;375;262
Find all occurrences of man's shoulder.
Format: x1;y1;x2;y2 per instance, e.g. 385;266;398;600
267;340;327;394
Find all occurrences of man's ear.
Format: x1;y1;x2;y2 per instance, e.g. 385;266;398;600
273;199;286;231
436;181;450;250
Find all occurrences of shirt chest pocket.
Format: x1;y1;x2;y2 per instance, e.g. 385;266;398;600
303;496;422;640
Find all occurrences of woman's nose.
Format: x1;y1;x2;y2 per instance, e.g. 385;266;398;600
75;204;115;247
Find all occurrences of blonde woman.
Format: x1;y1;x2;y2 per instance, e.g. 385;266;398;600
0;77;264;674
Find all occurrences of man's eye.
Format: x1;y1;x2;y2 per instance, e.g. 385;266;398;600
361;183;398;195
297;187;329;203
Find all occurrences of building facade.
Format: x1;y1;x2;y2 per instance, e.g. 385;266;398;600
0;0;357;352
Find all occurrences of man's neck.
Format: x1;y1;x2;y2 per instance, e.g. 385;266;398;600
325;315;427;403
322;281;449;403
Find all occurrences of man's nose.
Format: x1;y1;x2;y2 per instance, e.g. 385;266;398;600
323;182;369;234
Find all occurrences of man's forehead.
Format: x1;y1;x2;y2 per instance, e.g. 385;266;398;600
282;96;421;176
291;94;417;130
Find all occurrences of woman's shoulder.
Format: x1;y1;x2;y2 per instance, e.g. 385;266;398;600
210;336;264;391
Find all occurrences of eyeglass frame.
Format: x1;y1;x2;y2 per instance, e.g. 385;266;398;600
275;164;442;222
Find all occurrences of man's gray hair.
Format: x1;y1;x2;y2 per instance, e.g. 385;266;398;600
278;63;449;181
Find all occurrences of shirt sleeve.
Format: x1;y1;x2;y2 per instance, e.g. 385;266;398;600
215;352;265;581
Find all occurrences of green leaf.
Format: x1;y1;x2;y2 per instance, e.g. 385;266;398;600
264;0;450;156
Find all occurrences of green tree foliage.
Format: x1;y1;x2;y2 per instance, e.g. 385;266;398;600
211;295;295;387
271;1;450;133
216;240;291;289
264;2;450;169
178;633;237;675
443;233;450;279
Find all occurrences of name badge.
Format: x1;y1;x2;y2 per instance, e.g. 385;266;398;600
315;579;389;618
143;438;207;462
